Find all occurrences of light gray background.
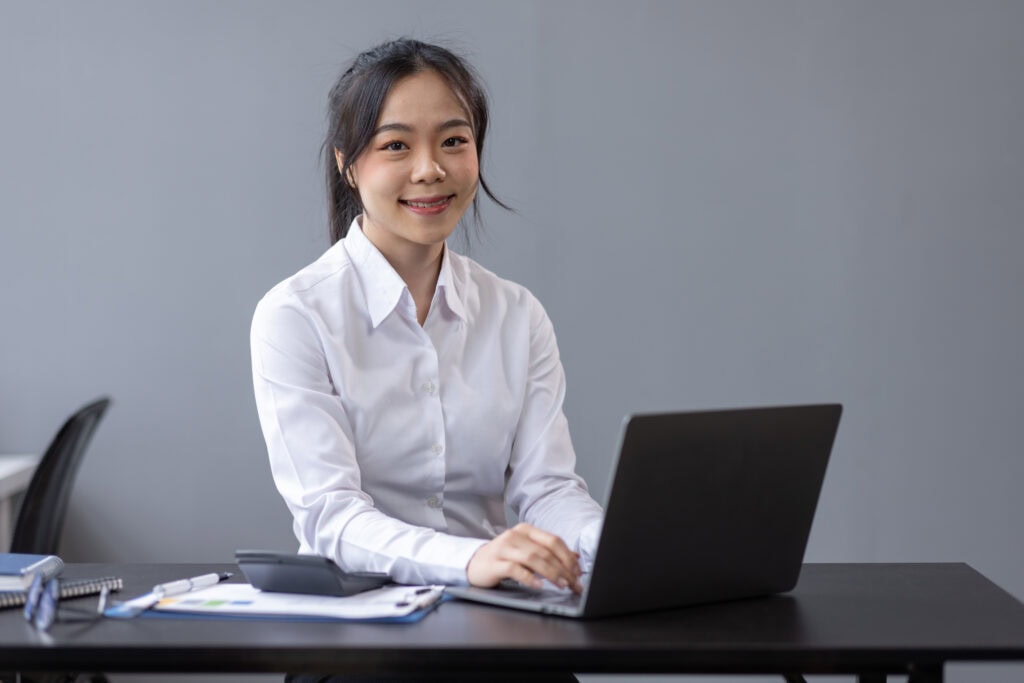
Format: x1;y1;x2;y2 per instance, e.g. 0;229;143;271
1;2;1021;682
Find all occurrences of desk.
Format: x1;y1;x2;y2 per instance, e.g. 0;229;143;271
0;454;40;551
1;563;1023;682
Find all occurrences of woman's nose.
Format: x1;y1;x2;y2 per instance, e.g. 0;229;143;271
411;151;446;183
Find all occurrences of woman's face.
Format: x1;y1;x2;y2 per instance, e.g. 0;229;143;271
341;69;480;259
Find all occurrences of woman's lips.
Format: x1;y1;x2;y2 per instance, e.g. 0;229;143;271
399;195;454;215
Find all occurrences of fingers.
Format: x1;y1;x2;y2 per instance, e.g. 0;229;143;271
520;524;582;578
506;525;580;590
466;523;584;593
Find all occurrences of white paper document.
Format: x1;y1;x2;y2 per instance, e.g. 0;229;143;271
153;583;445;620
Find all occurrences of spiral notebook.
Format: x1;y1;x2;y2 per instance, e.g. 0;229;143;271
0;576;123;609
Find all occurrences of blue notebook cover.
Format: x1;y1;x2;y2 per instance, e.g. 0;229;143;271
0;553;64;590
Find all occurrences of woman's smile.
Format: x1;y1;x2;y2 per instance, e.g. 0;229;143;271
400;194;456;215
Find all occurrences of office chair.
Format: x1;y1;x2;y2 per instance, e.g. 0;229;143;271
9;397;111;555
5;399;112;683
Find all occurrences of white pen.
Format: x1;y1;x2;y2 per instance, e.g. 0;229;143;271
153;572;233;597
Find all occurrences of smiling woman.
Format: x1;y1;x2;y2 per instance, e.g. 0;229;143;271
250;38;601;682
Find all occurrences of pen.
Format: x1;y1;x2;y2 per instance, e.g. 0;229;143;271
153;572;233;597
394;586;443;610
105;572;234;619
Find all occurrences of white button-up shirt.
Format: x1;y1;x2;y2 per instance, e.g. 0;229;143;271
251;220;603;585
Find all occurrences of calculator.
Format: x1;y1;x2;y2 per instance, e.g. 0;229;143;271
235;550;391;597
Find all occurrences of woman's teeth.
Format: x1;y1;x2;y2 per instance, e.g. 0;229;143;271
404;197;448;208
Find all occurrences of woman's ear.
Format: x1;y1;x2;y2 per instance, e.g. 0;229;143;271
335;148;356;188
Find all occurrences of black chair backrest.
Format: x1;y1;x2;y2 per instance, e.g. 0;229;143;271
10;397;112;555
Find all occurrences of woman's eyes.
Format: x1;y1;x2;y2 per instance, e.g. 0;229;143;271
379;137;469;152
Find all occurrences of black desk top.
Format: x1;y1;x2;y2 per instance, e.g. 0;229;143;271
2;563;1023;676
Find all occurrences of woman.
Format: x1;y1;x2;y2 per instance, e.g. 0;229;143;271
251;38;603;603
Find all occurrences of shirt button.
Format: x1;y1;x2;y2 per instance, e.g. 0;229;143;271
430;443;443;456
421;381;436;395
426;495;442;509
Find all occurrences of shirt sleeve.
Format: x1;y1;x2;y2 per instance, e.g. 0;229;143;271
250;295;486;585
504;294;605;555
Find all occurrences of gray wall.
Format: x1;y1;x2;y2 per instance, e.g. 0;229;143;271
2;2;1022;682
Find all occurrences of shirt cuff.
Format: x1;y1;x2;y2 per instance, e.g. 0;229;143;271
389;534;488;586
447;536;489;586
576;518;603;574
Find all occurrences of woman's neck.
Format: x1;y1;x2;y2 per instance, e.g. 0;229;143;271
360;217;446;325
373;243;444;327
395;248;444;326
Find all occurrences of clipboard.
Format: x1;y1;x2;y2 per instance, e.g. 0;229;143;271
144;582;447;623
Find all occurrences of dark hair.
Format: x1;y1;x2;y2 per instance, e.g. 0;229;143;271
323;38;510;244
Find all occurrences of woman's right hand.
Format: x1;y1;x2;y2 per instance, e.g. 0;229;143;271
466;523;584;593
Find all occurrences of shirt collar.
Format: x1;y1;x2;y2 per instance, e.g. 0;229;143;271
342;217;466;327
342;218;407;328
435;246;467;323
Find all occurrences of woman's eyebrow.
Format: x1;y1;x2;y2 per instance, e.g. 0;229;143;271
373;122;413;136
373;119;472;136
439;118;472;131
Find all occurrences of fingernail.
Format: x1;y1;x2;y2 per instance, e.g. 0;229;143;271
558;578;569;589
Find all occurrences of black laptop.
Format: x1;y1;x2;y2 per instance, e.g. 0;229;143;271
446;403;842;618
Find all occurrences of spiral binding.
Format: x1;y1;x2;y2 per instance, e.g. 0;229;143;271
0;576;123;609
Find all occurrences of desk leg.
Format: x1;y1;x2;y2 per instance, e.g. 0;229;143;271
907;663;943;683
0;496;11;552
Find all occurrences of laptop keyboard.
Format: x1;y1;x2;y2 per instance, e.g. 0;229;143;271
496;579;583;607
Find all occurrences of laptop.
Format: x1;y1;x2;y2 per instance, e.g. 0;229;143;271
446;403;842;618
